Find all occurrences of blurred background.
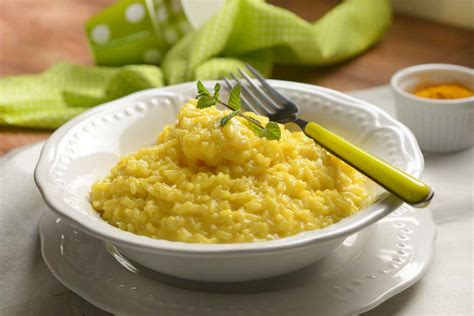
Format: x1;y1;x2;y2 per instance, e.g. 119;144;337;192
0;0;472;152
1;0;472;153
1;0;472;90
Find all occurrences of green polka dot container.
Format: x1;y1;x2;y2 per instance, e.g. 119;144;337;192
86;0;192;66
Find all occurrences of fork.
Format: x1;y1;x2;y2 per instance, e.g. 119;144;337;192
224;64;434;207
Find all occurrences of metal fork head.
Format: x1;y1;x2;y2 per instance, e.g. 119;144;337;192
223;64;299;124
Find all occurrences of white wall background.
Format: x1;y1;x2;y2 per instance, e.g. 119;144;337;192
392;0;474;29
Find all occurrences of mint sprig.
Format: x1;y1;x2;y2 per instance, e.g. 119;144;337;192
219;110;241;127
195;81;281;140
196;82;220;109
260;121;281;140
227;84;241;110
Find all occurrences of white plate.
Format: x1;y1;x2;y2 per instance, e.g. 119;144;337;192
40;202;435;316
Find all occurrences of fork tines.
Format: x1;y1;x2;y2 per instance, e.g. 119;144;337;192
224;64;288;116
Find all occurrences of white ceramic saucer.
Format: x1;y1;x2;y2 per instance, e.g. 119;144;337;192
39;190;436;315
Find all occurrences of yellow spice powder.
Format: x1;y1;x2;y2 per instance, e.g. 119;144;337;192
414;83;474;100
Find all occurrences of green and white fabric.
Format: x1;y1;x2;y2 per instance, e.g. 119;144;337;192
163;0;391;83
0;0;391;128
0;64;163;128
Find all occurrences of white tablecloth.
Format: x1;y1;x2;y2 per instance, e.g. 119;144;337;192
350;87;473;316
0;86;472;315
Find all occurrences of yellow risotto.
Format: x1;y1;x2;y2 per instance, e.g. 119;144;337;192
91;101;369;243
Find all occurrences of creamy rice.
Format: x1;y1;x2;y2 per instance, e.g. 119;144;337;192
91;101;368;243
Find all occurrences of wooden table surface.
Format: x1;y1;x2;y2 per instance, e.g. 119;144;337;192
0;0;473;156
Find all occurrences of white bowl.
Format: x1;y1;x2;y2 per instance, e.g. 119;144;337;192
391;64;474;153
35;80;424;282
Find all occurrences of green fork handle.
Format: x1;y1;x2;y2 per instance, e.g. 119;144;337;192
297;119;433;207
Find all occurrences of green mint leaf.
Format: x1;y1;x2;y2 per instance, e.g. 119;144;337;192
197;95;217;109
228;84;241;110
219;110;240;127
197;81;211;97
213;83;221;100
261;121;281;140
246;119;264;136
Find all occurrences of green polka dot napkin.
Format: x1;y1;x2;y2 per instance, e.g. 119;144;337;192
162;0;392;83
0;0;391;129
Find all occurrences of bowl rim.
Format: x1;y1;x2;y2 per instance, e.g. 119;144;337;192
391;63;474;105
35;80;421;256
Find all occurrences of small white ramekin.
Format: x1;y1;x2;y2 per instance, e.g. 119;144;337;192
391;64;474;153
